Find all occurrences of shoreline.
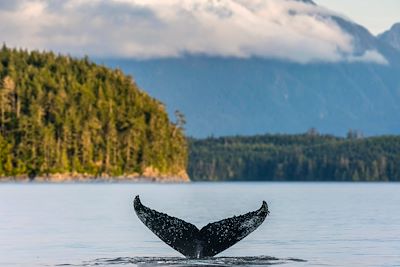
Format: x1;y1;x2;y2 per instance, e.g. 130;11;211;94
0;176;191;184
2;179;399;184
0;177;189;183
0;171;190;183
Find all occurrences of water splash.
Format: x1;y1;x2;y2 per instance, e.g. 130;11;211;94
58;256;306;266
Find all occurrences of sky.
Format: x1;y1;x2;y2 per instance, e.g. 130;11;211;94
0;0;398;63
315;0;400;34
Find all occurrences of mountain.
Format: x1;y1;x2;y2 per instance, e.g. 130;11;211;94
101;2;400;138
0;46;188;181
105;58;400;137
331;17;400;62
379;23;400;51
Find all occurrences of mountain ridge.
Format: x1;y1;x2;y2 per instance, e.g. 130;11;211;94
101;1;400;137
379;23;400;51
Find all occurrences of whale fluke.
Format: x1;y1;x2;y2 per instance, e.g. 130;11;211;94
133;195;269;258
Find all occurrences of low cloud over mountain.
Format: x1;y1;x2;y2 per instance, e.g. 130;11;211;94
0;0;388;63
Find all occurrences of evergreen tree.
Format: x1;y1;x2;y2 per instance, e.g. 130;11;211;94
0;45;187;180
189;134;400;181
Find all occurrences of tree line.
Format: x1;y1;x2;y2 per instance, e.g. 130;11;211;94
0;45;187;179
188;132;400;181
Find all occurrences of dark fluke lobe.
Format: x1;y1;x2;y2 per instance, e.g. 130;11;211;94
133;195;269;258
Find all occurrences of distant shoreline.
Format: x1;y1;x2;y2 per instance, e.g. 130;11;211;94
189;134;400;182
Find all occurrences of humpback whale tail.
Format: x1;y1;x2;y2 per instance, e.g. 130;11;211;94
133;195;269;258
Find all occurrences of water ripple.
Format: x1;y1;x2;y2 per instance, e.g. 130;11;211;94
58;256;306;267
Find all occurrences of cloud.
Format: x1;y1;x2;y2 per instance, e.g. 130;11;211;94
347;50;388;64
0;0;388;64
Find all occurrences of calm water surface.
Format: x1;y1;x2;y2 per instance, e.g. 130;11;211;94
0;183;399;266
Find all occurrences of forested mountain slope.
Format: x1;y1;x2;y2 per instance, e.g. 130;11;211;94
0;46;188;181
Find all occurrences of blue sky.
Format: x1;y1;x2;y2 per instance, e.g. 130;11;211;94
316;0;400;34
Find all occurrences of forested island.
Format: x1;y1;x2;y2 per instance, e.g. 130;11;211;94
189;131;400;181
0;46;188;181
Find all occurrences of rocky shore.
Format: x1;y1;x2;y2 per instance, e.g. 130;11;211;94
0;168;190;183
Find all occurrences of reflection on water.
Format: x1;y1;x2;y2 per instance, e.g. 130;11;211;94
59;256;306;266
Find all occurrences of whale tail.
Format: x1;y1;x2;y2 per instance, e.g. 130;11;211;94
133;195;269;258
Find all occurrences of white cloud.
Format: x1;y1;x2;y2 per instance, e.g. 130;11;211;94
0;0;388;64
347;50;388;64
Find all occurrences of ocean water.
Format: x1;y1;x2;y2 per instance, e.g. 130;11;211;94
0;182;399;267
